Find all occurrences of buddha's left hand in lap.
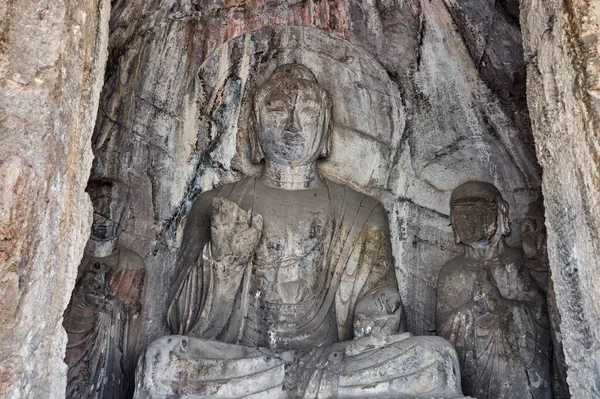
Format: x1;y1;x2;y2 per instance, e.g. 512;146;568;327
353;285;403;338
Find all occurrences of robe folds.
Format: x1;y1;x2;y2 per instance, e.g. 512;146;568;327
436;249;551;399
135;176;467;399
167;176;400;347
64;248;145;399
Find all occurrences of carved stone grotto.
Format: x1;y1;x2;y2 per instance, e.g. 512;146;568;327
8;0;600;398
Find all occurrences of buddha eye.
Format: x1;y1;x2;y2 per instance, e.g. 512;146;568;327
299;105;318;114
266;100;286;112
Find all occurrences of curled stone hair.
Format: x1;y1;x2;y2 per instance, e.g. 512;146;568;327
249;63;333;164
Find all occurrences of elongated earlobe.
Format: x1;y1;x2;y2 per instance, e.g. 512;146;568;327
250;102;264;164
450;215;462;244
320;96;333;159
498;201;510;236
321;134;332;158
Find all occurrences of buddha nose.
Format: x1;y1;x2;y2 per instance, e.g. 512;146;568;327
284;110;301;133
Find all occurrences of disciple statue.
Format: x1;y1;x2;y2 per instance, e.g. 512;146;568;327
63;179;145;399
134;64;467;398
436;182;551;399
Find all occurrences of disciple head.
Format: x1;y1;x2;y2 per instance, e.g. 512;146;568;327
85;179;130;257
450;181;510;247
251;63;332;165
521;196;548;261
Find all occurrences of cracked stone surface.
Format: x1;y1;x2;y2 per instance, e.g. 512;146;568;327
10;0;600;396
0;0;110;398
522;0;600;397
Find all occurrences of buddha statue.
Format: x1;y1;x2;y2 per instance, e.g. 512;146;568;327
436;182;551;399
134;64;467;398
63;179;145;399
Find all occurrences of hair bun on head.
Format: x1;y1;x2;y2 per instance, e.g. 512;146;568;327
451;181;503;205
268;64;319;83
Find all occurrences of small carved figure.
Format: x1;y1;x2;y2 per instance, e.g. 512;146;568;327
436;182;551;399
134;64;467;398
521;197;550;292
522;198;569;398
63;180;145;399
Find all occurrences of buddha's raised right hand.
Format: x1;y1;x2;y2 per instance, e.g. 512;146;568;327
210;197;263;271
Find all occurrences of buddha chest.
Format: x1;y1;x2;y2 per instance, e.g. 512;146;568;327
240;183;337;349
251;185;331;303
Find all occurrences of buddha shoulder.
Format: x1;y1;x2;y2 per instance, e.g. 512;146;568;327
186;178;255;221
326;180;389;233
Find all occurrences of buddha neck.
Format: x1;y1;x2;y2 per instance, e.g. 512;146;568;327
260;160;324;190
464;237;506;262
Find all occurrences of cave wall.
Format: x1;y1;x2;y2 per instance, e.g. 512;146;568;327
93;0;541;356
521;0;600;396
8;0;597;397
0;0;110;397
8;0;600;396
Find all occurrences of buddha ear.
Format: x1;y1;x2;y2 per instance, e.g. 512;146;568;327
498;200;510;236
450;214;462;244
320;95;333;159
453;230;462;245
250;100;264;164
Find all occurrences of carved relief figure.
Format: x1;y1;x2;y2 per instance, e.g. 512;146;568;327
522;198;569;398
63;180;145;399
436;182;551;398
521;197;550;292
134;64;467;398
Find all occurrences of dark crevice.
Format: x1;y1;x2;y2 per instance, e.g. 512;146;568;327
416;10;426;72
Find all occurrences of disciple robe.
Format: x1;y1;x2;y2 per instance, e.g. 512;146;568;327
64;248;145;399
436;248;551;399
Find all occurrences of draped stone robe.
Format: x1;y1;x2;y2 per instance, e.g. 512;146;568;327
168;176;397;349
135;176;466;398
436;248;551;399
64;248;145;399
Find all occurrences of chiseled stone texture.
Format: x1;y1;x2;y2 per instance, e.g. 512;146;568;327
94;0;542;357
521;0;600;396
0;0;110;397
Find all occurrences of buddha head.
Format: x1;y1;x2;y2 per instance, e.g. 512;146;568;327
85;179;130;257
251;63;333;165
450;181;510;247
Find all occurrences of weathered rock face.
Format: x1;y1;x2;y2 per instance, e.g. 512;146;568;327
9;0;600;396
95;2;542;358
0;1;110;397
521;0;600;396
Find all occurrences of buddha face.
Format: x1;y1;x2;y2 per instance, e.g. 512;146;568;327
256;78;330;165
451;200;500;246
449;182;510;247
